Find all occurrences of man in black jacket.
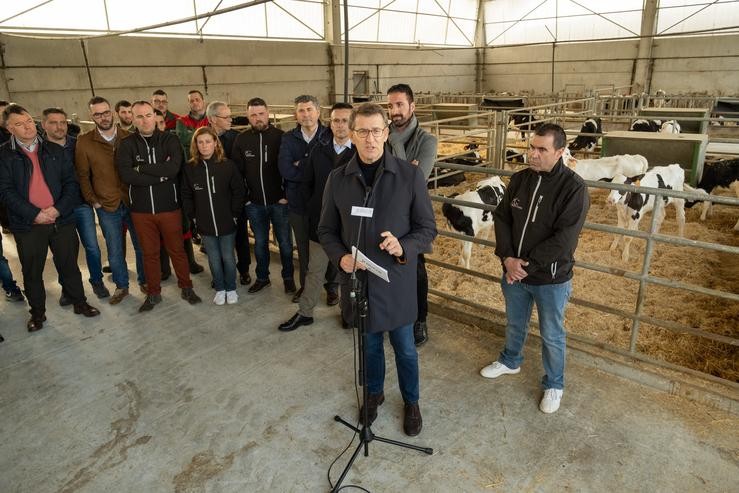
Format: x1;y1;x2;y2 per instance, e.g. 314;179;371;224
0;104;100;331
480;123;589;415
279;102;355;332
233;98;294;294
116;101;202;312
318;103;437;436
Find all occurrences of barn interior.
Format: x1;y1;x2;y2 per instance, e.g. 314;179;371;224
0;1;737;492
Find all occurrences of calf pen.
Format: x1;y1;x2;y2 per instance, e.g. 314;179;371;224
422;161;738;396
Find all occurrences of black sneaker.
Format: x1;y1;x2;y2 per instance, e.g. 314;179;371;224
240;272;252;285
181;287;202;305
5;289;24;302
248;279;270;293
138;294;162;312
91;282;110;299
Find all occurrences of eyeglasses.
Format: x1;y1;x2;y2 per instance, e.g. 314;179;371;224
152;99;168;104
91;110;112;119
353;127;386;138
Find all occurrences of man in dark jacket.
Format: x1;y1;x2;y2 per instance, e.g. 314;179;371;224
279;102;355;332
387;83;438;347
116;101;202;312
278;94;336;303
0;104;100;331
318;103;437;437
207;100;250;284
480;123;589;415
0;100;11;145
151;89;180;131
234;98;294;294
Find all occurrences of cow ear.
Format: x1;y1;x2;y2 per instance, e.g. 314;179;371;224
634;180;641;187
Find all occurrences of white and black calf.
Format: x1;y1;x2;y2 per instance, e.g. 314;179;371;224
606;164;687;261
568;117;602;152
562;149;648;183
629;118;681;134
441;176;506;269
687;158;739;230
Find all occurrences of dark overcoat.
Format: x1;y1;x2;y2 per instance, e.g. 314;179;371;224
318;152;437;333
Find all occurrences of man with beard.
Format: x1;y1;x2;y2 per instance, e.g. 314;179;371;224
41;107;110;302
232;98;293;293
151;89;180;131
176;90;209;160
115;100;134;131
386;84;437;347
76;96;146;304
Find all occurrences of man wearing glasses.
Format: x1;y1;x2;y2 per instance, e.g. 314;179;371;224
151;89;179;131
76;96;146;305
386;84;438;348
318;103;436;436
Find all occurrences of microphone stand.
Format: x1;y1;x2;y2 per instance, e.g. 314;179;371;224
331;185;432;492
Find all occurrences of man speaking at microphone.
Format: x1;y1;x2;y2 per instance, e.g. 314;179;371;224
318;103;436;436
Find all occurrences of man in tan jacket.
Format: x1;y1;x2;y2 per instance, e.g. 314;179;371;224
75;96;145;305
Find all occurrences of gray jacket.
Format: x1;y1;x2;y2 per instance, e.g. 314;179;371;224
318;152;437;333
388;116;438;181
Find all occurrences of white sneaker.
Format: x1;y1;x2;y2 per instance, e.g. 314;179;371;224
226;290;238;304
480;361;520;379
213;290;226;305
539;388;563;414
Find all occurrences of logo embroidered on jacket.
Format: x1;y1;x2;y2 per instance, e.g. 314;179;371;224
194;183;204;191
511;197;523;210
244;150;255;158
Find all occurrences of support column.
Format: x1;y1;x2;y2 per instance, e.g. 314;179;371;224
632;0;659;94
324;0;342;104
0;41;11;101
474;0;486;93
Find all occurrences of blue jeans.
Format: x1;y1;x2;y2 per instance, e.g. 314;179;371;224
202;233;237;292
74;204;103;284
0;235;21;294
498;279;572;390
366;324;419;403
245;202;294;282
96;204;145;288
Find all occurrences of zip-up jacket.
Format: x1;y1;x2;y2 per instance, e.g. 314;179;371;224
302;132;355;242
75;127;130;212
493;159;589;285
0;137;81;233
115;129;184;214
232;125;285;206
278;122;328;214
181;157;245;237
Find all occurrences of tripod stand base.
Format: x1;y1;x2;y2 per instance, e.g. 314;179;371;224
331;414;433;492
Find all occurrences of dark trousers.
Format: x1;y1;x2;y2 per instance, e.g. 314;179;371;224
131;210;193;295
417;254;428;323
289;211;337;292
234;208;251;276
14;223;86;315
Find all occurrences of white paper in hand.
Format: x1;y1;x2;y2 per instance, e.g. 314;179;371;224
351;246;390;283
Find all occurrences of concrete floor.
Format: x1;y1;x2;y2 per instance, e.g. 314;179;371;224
0;249;738;493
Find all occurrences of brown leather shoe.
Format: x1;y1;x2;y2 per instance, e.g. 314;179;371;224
403;402;423;436
73;302;100;317
27;314;47;332
109;288;129;305
358;392;385;426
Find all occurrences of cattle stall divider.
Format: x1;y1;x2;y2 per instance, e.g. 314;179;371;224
425;160;739;390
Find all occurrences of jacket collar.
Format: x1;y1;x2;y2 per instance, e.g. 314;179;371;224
11;134;42;152
343;150;399;178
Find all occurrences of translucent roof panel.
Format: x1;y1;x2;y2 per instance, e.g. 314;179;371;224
657;0;739;35
485;0;645;45
341;0;479;46
0;0;109;32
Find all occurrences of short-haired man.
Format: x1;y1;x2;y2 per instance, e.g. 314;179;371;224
233;98;293;293
208;100;250;284
386;83;438;347
116;101;202;312
278;94;337;303
480;123;589;414
176;90;209;160
279;102;355;331
151;89;179;131
76;96;146;305
0;104;100;331
154;109;167;132
318;102;437;436
115;100;134;131
41;107;110;302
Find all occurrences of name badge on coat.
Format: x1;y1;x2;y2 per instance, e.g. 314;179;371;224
351;206;373;218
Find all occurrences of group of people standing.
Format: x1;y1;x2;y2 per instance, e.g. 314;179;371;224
0;80;589;433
